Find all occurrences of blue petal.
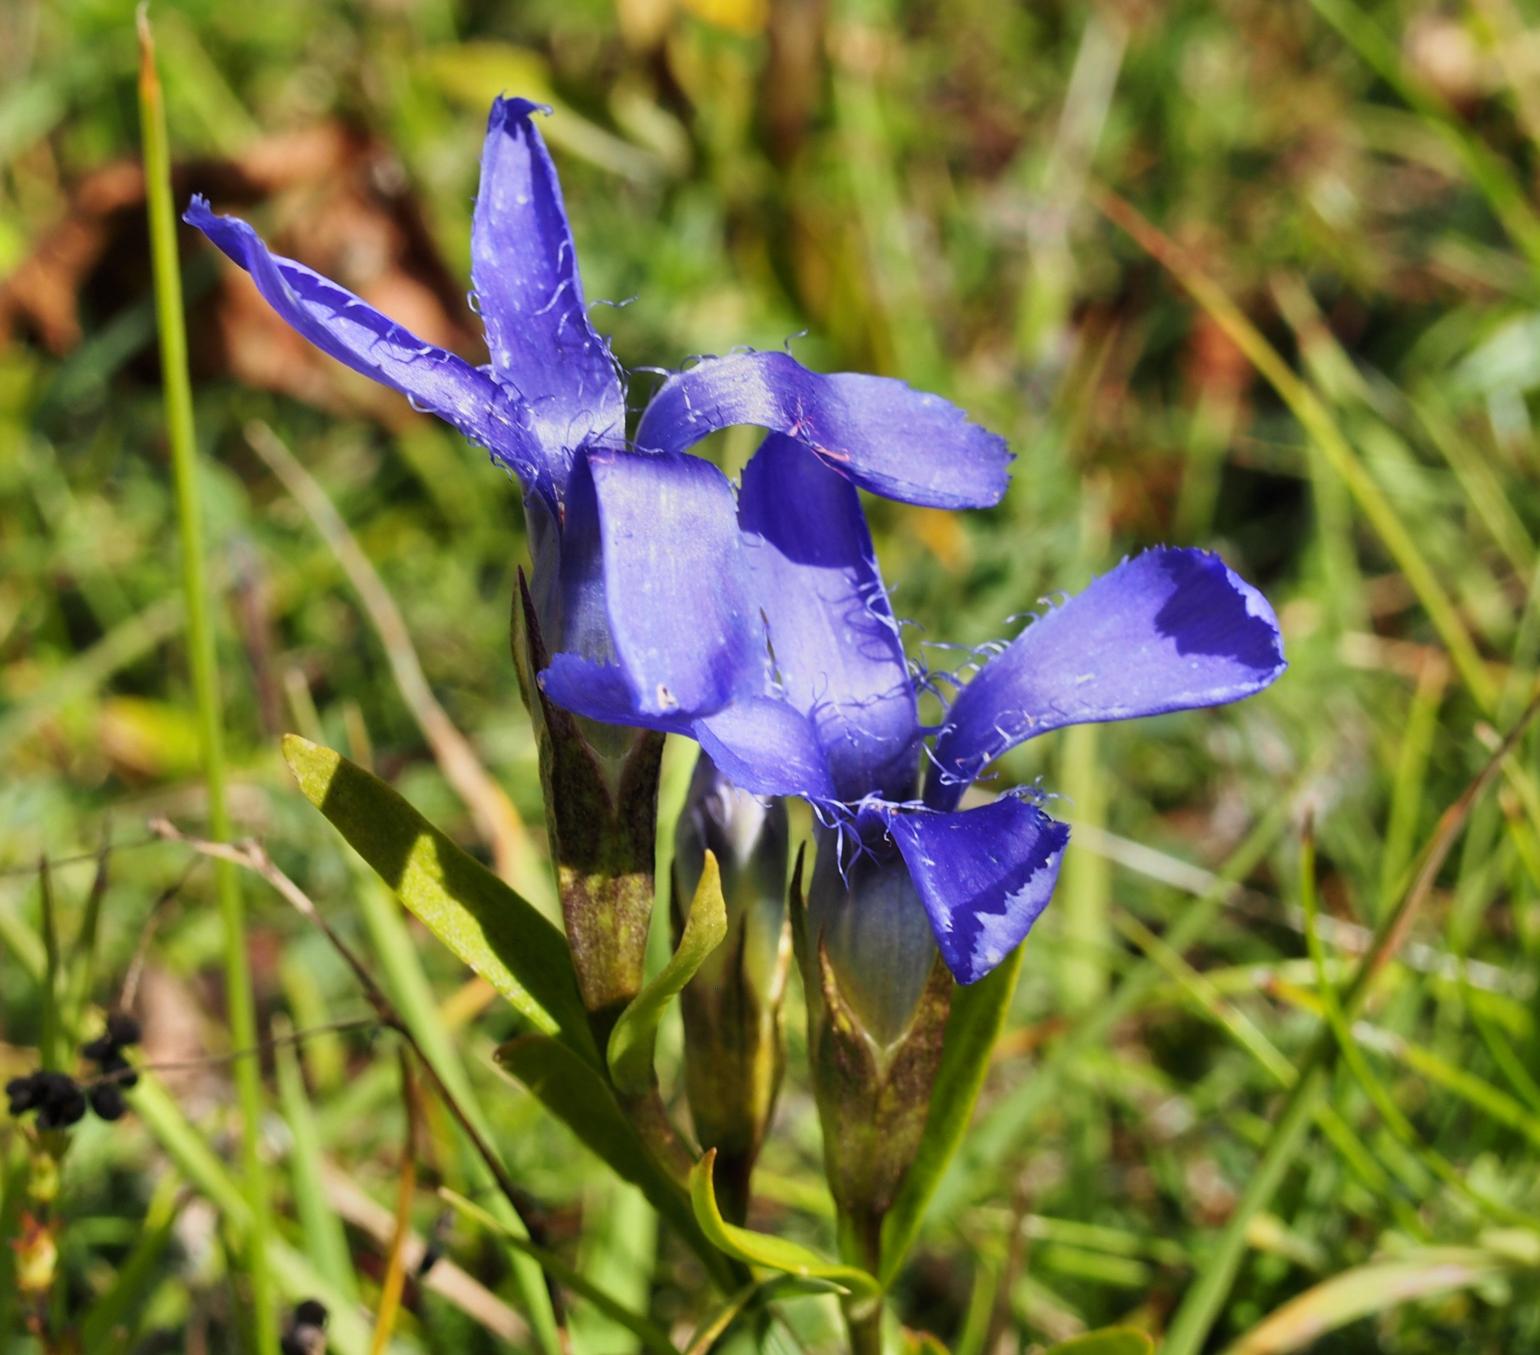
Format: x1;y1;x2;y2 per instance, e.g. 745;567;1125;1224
739;435;919;801
635;351;1011;509
931;548;1286;803
472;99;625;470
694;698;836;801
547;449;762;723
184;196;545;487
889;799;1069;985
538;653;691;734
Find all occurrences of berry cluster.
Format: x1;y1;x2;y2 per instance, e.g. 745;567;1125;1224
4;1012;142;1129
281;1299;328;1354
5;1070;87;1130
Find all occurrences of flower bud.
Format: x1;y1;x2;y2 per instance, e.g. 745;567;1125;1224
796;821;952;1265
673;755;791;1222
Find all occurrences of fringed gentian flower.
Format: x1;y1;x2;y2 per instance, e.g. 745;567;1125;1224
541;435;1287;1004
183;97;1010;657
183;96;1013;1043
540;433;1285;1249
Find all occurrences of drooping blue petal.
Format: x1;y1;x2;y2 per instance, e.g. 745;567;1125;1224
634;351;1011;509
738;435;919;801
472;99;625;470
889;798;1070;985
931;548;1287;804
694;699;836;801
542;449;762;724
538;653;689;734
183;196;544;486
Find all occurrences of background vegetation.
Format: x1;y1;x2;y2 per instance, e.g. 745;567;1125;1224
4;0;1540;1349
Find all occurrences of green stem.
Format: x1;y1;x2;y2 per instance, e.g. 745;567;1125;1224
137;11;275;1349
840;1210;886;1355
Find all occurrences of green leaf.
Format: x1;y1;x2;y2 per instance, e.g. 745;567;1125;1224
689;1149;880;1297
608;850;727;1095
439;1187;680;1355
879;943;1025;1286
1046;1329;1156;1355
494;1033;735;1289
282;735;594;1061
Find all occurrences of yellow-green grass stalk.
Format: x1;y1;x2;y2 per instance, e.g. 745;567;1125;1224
137;9;275;1347
1097;188;1499;714
1162;697;1540;1355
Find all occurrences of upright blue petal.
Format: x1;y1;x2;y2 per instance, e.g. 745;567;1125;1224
634;351;1011;509
542;450;761;724
472;99;625;471
931;548;1286;804
739;436;919;801
184;196;545;487
889;799;1069;985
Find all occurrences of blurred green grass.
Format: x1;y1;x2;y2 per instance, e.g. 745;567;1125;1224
4;0;1540;1349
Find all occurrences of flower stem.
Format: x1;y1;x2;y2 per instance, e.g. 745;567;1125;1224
137;10;275;1348
839;1209;886;1355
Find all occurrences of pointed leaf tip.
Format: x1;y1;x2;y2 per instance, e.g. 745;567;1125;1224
607;851;728;1094
281;738;593;1055
281;733;341;807
688;1149;879;1296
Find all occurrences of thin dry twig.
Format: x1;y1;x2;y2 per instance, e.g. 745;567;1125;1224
146;817;544;1241
118;855;203;1012
243;419;545;903
322;1166;529;1343
80;1016;378;1089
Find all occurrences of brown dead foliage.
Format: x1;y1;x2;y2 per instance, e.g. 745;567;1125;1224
0;122;480;425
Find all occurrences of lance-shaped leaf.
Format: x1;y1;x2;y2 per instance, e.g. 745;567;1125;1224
608;851;727;1095
688;1149;880;1297
282;736;595;1063
495;1034;736;1289
879;941;1026;1286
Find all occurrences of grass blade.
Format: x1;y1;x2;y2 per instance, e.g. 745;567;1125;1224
1224;1247;1518;1354
440;1188;681;1355
274;1016;360;1303
137;10;274;1346
1095;189;1498;712
369;1050;419;1355
1161;694;1540;1355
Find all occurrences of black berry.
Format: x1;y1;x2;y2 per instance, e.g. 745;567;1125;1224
6;1074;41;1115
104;1012;142;1048
89;1083;127;1121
